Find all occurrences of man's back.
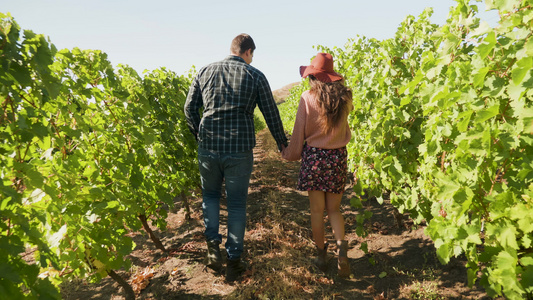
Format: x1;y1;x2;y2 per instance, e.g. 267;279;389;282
185;55;286;153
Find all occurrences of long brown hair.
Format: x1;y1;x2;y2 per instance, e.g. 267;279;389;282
309;76;353;133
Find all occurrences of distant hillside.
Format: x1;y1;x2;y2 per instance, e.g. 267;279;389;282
272;82;299;104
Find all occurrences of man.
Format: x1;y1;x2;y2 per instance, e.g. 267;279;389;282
184;33;288;282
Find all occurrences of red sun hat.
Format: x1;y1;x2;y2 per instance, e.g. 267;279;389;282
299;53;343;83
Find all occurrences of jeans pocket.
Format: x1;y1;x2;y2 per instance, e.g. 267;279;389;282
198;148;217;159
224;151;253;178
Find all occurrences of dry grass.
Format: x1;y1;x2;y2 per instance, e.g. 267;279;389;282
399;280;444;300
228;190;335;300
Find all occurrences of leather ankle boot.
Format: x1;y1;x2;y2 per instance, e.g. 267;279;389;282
312;243;328;272
337;240;351;277
206;240;222;272
225;258;247;282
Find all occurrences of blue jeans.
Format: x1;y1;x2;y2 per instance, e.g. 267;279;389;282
198;148;253;260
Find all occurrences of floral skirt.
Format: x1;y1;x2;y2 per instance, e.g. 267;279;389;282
297;144;348;194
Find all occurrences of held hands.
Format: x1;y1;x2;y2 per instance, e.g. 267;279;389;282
279;143;291;161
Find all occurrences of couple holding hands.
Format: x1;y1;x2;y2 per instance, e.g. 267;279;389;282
184;34;353;282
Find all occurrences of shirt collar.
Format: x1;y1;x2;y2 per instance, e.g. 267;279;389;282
225;55;246;63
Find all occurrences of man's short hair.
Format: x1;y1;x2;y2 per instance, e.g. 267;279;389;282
231;34;256;55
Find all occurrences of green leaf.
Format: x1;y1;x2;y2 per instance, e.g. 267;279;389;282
511;205;533;233
494;250;517;273
477;31;497;59
457;111;473;132
521;255;533;293
493;250;524;297
473;67;490;88
47;224;67;248
437;176;461;201
24;166;45;188
360;242;368;254
486;0;518;11
0;197;13;210
400;96;412;107
435;240;451;264
467;267;478;287
512;57;533;85
522;234;533;249
474;105;499;123
455;187;474;216
525;37;533;57
486;221;519;250
25;188;46;204
507;84;527;101
106;201;120;209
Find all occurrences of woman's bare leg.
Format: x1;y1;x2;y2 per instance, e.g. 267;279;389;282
325;191;351;276
325;192;345;244
308;190;326;249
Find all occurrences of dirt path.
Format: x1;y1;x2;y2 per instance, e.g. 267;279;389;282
61;129;497;299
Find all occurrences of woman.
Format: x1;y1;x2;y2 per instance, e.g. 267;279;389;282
282;52;353;277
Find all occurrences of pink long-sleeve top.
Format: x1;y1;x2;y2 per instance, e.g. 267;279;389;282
281;90;352;161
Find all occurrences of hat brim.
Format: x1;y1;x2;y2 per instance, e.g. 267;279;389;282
299;65;342;83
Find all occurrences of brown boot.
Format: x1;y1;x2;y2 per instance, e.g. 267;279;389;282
312;243;328;272
206;240;222;272
337;240;351;277
225;257;248;282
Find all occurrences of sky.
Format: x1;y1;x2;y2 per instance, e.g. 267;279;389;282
2;0;499;90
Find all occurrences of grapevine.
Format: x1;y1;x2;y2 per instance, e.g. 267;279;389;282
282;0;533;298
1;13;198;299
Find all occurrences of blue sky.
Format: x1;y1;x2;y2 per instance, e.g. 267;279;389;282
3;0;498;90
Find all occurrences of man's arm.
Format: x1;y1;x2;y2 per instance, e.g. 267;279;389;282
255;75;288;151
184;77;202;140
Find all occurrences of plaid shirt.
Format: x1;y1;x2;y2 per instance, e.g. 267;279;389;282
184;55;288;153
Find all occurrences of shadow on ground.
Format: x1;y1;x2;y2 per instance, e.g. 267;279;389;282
60;129;499;300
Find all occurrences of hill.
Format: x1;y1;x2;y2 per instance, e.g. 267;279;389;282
272;82;300;104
